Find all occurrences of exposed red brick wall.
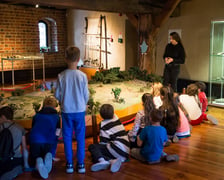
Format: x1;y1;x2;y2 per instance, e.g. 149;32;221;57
0;4;67;71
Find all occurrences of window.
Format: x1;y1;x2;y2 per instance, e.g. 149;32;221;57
38;18;58;53
38;21;48;52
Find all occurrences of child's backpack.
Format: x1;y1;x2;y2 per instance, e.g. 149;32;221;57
0;123;15;162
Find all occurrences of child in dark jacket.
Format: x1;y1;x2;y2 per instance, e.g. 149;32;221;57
29;96;60;179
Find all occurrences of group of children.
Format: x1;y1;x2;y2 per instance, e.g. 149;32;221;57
0;46;218;179
128;81;218;164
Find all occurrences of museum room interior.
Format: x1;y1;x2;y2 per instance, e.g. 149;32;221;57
1;0;224;179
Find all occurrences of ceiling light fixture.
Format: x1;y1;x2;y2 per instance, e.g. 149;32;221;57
35;4;39;8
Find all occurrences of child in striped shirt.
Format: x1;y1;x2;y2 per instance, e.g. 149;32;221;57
88;104;130;173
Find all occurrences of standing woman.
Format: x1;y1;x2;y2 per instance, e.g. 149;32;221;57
163;32;186;92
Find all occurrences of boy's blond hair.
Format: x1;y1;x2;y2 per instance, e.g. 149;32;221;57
65;46;80;62
43;96;58;108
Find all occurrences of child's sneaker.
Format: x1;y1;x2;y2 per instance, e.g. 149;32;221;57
172;135;179;143
91;161;110;172
53;157;60;162
66;163;74;174
44;152;52;173
166;154;179;162
77;164;86;174
110;158;122;173
207;114;218;125
164;140;171;147
0;165;23;180
36;157;48;179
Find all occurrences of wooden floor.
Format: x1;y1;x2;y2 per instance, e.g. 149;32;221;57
13;106;224;180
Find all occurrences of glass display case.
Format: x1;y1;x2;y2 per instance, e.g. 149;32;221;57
209;20;224;106
0;53;45;86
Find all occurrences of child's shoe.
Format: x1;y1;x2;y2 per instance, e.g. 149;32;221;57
91;161;110;172
164;140;171;147
36;157;48;179
0;165;23;180
172;135;179;143
110;158;122;173
77;164;86;174
53;157;60;162
166;154;179;162
44;152;52;173
66;163;74;174
207;114;218;125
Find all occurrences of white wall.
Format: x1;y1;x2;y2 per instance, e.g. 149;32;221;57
156;0;224;82
66;9;127;70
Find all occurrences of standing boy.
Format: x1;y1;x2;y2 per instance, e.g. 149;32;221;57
54;46;89;174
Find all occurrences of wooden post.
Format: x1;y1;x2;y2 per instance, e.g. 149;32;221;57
91;114;98;144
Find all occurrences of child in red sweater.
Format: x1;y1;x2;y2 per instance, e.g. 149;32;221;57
195;81;208;113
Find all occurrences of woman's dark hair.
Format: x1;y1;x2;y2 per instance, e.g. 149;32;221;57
100;104;114;119
170;31;186;57
170;32;181;43
143;93;155;126
160;86;179;129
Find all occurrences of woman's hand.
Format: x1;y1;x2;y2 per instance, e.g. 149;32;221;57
165;57;173;64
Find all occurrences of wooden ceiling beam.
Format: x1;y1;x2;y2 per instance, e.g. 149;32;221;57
1;0;157;13
153;0;180;28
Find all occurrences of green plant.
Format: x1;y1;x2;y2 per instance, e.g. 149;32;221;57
0;93;4;104
33;102;41;113
111;87;125;103
90;66;162;84
87;88;101;115
11;89;24;96
8;103;19;112
40;46;50;53
118;98;125;103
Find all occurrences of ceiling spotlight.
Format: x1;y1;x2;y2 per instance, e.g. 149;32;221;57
35;4;39;8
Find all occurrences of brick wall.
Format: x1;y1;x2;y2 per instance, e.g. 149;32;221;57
0;4;67;72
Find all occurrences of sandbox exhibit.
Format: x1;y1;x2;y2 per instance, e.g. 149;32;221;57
1;80;152;129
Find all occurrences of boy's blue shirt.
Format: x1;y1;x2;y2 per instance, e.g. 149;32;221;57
139;125;167;162
54;69;89;113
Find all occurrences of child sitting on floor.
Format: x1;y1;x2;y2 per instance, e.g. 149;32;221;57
0;106;30;180
174;93;191;138
88;104;130;173
159;86;179;143
130;108;179;164
195;81;208;113
150;82;163;109
179;83;218;125
128;93;155;148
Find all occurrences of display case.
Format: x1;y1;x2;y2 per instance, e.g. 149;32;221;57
0;53;45;86
209;20;224;106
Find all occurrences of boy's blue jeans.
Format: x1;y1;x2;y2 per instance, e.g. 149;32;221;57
62;112;86;165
